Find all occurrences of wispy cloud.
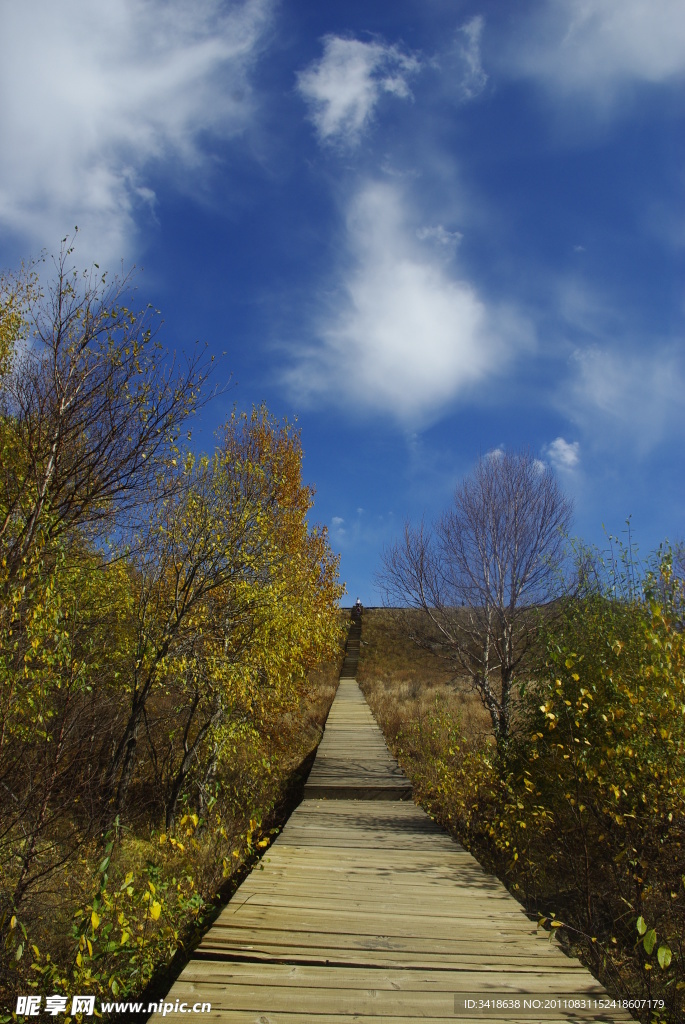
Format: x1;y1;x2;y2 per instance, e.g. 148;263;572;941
456;15;488;100
416;224;463;250
284;181;530;425
566;345;685;452
0;0;272;265
509;0;685;98
544;437;580;471
297;35;420;147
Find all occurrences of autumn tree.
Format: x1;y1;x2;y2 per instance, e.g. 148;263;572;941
0;541;135;921
104;406;343;820
0;239;212;593
0;241;215;927
378;449;573;742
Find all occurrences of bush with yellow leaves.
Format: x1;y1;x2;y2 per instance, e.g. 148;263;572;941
373;545;685;1023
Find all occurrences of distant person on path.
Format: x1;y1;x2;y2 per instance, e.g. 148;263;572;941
351;597;363;624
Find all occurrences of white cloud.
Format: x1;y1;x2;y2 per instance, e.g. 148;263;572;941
0;0;271;266
416;224;463;249
284;181;530;425
510;0;685;97
567;345;685;451
456;15;488;100
544;437;580;471
297;36;420;146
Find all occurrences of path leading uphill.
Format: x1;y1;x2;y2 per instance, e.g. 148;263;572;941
151;622;633;1022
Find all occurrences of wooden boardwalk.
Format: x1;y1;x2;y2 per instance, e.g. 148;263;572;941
152;625;632;1023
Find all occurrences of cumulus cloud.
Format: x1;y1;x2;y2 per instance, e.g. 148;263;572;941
544;437;580;471
0;0;271;265
297;35;420;146
284;181;530;425
510;0;685;97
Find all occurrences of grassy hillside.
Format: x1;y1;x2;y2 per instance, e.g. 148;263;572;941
356;607;492;742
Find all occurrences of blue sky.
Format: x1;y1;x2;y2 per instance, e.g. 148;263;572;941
1;0;683;602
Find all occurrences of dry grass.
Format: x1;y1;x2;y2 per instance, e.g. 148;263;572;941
356;608;492;744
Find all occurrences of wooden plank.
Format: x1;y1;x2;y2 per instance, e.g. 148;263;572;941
152;964;633;1021
211;906;545;937
226;890;527;914
178;962;610;987
205;927;558;951
194;947;588;973
197;937;583;969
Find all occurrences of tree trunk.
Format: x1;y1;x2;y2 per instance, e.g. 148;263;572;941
165;694;221;830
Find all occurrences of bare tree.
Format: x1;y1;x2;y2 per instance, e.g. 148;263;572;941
378;449;573;743
0;239;214;590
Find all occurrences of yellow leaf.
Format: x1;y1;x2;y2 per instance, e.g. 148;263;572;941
91;910;100;930
150;901;162;921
